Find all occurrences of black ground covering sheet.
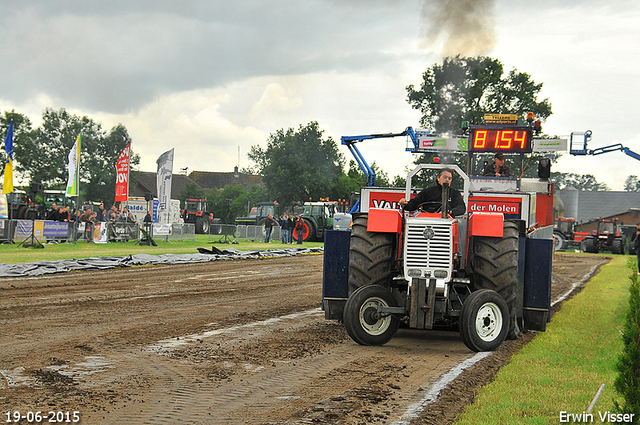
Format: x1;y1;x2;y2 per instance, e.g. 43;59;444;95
0;246;323;278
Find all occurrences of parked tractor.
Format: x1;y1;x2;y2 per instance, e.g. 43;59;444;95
293;200;337;242
581;218;626;254
235;201;280;226
6;184;48;219
43;189;75;210
553;217;589;251
6;190;31;219
181;198;220;234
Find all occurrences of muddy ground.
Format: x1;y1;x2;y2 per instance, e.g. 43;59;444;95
0;253;608;424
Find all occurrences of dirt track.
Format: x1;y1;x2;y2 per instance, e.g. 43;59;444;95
0;253;607;424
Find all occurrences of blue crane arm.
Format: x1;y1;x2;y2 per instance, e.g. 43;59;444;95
570;130;640;161
341;127;418;187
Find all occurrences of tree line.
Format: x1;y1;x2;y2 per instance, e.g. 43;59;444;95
1;55;626;216
1;108;138;206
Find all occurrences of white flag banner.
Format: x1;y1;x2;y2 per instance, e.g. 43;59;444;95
156;148;174;222
66;134;81;197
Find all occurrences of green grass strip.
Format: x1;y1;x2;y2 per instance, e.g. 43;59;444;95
455;255;630;425
0;235;323;264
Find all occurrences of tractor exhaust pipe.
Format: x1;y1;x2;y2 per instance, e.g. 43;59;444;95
442;183;449;219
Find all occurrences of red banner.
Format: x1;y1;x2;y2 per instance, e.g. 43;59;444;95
115;142;131;202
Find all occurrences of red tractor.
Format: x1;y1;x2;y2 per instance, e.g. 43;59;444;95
553;217;589;251
322;163;554;352
581;218;626;254
181;198;220;234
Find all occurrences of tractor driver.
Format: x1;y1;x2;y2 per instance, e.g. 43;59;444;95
398;168;466;216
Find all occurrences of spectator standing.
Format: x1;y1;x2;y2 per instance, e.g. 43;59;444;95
80;208;93;241
119;206;135;223
57;206;69;222
46;203;59;221
280;214;290;244
263;214;277;243
633;223;640;269
295;216;305;244
288;215;295;243
107;205;118;223
80;208;92;223
96;203;106;222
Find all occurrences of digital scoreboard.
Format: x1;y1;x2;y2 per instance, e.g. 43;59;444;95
469;126;533;153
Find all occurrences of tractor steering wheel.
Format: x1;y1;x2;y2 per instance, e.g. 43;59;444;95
417;201;443;213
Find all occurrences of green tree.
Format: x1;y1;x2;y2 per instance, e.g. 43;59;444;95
12;108;138;204
248;122;344;208
550;172;610;191
624;175;640;191
1;110;34;184
208;184;267;223
614;260;640;418
178;181;206;208
406;55;552;134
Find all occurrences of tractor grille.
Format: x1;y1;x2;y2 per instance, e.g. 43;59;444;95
404;218;454;271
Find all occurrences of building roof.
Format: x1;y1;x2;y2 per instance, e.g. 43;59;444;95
129;171;197;200
129;167;263;201
188;167;263;192
556;189;640;223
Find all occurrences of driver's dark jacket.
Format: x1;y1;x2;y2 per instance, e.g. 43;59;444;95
404;183;466;216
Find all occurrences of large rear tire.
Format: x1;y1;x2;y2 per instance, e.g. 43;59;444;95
343;284;400;346
195;217;209;234
459;289;509;352
292;219;315;242
611;238;625;255
302;219;315;242
348;213;396;295
553;232;565;251
17;205;27;219
473;221;519;339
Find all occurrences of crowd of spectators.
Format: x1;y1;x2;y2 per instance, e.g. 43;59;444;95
43;201;139;242
46;202;138;224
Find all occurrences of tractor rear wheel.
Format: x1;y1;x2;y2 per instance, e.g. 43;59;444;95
211;218;223;235
553;231;565;251
343;284;400;346
195;217;209;234
611;238;626;255
292;219;315;242
348;213;396;295
17;205;27;219
302;219;315;242
459;289;509;352
473;221;519;339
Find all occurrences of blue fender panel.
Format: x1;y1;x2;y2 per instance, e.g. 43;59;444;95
523;238;553;331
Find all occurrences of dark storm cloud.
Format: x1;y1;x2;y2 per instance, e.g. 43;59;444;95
0;1;412;113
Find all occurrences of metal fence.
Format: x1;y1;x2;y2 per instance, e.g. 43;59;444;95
0;219;197;244
233;224;284;242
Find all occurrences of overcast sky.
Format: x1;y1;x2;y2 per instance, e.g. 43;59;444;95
1;0;639;190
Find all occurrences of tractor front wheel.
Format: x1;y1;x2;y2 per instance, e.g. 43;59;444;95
459;289;509;352
343;284;400;346
582;237;598;253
